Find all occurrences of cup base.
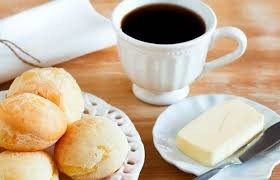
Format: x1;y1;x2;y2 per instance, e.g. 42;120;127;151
132;84;189;106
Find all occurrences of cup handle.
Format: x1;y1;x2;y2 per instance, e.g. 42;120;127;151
201;27;247;75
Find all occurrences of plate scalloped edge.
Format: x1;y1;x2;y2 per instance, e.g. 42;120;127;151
0;91;145;180
153;94;280;180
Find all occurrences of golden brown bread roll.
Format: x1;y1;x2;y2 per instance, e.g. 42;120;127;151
0;151;58;180
7;67;84;125
55;115;129;180
0;93;67;151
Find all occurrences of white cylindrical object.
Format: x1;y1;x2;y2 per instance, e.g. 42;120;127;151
112;0;247;105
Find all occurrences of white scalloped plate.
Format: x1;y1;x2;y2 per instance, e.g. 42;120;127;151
153;94;280;180
0;91;145;180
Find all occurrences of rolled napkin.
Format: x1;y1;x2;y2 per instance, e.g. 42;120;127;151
0;0;116;84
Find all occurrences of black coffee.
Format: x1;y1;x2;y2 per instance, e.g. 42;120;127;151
121;4;206;44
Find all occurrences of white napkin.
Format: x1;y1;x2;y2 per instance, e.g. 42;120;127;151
0;0;116;83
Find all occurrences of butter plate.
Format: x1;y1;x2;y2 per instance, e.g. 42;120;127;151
0;91;145;180
153;94;280;180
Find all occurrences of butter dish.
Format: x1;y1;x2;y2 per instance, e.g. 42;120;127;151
153;94;280;180
176;99;264;167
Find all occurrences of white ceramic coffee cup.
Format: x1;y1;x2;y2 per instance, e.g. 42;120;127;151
112;0;247;105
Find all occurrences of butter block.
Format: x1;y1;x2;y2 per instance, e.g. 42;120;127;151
176;99;264;166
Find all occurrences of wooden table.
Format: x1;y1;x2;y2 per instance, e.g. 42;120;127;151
0;0;280;179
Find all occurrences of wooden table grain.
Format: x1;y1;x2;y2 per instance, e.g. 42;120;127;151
0;0;280;179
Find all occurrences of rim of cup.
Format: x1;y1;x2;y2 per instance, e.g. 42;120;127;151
112;0;217;50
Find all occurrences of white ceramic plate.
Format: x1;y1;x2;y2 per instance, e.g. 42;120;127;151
0;91;145;180
153;94;280;180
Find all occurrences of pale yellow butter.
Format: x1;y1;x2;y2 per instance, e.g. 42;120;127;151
176;99;264;166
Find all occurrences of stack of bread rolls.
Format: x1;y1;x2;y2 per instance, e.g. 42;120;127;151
0;68;129;180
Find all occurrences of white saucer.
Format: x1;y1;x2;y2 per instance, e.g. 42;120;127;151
153;94;280;180
0;91;145;180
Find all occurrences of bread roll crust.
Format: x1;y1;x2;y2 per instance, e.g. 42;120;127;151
7;67;84;125
0;151;58;180
55;115;129;179
0;93;67;151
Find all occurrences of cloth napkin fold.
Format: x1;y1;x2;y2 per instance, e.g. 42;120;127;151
0;0;116;83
